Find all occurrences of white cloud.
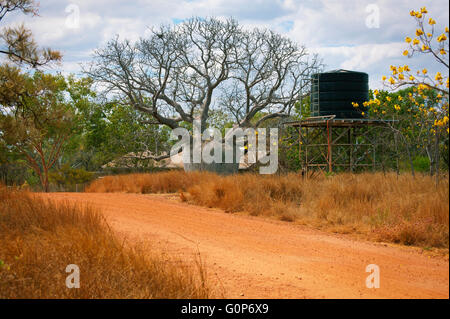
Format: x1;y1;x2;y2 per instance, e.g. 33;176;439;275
312;42;404;70
0;0;447;90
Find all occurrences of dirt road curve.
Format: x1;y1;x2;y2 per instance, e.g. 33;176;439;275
41;193;449;299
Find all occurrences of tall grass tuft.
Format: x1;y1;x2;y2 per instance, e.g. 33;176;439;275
0;185;209;298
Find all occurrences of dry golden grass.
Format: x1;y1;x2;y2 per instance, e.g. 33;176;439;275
85;171;449;248
85;170;217;194
0;185;209;298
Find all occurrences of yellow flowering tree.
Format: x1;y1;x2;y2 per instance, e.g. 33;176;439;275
363;87;446;173
383;7;449;131
391;9;447;112
365;6;449;177
396;7;449;94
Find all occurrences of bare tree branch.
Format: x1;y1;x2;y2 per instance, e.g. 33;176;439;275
86;17;322;137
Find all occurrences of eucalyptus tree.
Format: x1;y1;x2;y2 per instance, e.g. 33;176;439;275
0;69;74;192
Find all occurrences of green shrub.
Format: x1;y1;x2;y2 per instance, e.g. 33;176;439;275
49;164;94;187
412;156;430;173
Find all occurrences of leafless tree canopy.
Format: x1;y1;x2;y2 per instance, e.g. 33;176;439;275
86;17;322;131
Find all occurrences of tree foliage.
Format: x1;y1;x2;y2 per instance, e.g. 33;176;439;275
0;69;74;191
354;6;449;176
0;0;61;67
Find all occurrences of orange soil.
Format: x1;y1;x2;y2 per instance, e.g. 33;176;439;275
40;192;449;299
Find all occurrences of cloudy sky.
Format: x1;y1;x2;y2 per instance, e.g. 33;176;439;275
2;0;449;89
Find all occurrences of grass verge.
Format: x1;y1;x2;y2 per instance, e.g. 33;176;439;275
0;184;209;298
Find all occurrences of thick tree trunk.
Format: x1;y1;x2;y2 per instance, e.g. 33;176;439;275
43;176;50;193
183;140;241;175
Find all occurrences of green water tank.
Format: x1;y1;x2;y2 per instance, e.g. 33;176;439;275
310;69;369;118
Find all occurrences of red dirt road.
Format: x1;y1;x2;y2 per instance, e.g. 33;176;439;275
41;192;449;299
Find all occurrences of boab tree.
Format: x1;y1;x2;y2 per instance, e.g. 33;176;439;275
86;17;321;162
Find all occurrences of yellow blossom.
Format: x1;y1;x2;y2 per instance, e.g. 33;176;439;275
428;18;436;25
409;75;415;81
435;72;443;81
403;50;409;56
440;48;447;55
420;7;427;14
389;77;395;85
416;29;424;36
422;68;428;74
405;36;412;43
413;38;420;45
382;75;387;81
437;34;448;42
